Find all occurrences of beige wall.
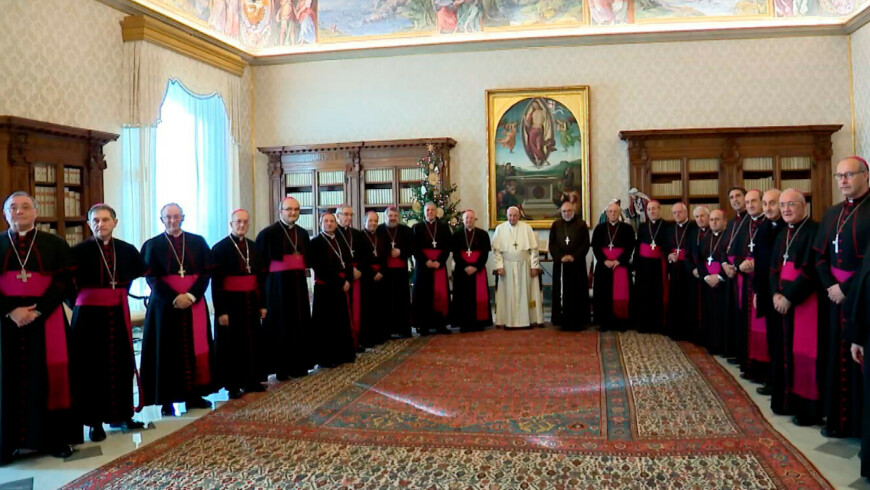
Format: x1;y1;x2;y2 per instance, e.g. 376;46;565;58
0;0;255;238
853;22;870;157
253;36;853;229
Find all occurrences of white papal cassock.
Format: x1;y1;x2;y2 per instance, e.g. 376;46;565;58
492;220;544;328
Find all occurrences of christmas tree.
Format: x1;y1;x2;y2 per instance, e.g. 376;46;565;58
402;144;461;230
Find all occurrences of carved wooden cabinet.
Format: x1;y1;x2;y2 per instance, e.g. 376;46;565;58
260;138;455;234
0;116;117;244
619;125;841;221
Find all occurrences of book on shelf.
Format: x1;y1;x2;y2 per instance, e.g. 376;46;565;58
365;169;392;183
688;159;719;173
296;214;314;231
285;172;313;187
659;203;673;218
688;179;719;196
35;223;55;234
742;157;774;172
377;211;386;224
64;225;85;246
399;188;414;204
318;171;345;186
35;185;57;217
780;179;812;193
781;156;812;171
286;191;313;207
399;167;424;181
34;163;57;183
651;180;681;196
366;188;393;205
63;167;82;185
743;176;775;192
64;188;82;216
651;159;681;174
318;190;344;207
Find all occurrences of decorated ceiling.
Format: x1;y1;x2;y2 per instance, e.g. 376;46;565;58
130;0;870;55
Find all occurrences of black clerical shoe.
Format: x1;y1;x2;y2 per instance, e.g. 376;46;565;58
792;415;820;427
228;389;243;400
51;445;74;459
821;427;845;438
435;328;452;335
276;373;290;381
186;397;212;409
756;386;772;396
726;358;740;365
89;425;106;442
161;404;176;416
109;419;145;430
245;384;266;393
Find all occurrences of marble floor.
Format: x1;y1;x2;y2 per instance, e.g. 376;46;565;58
0;334;868;490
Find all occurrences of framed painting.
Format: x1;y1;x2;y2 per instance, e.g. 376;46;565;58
487;86;591;229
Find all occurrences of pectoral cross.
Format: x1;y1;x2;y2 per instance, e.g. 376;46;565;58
431;240;437;248
650;241;657;250
608;244;614;250
109;280;118;289
675;247;681;255
782;254;789;265
246;264;252;274
707;256;713;266
16;268;31;283
178;267;186;278
466;249;472;257
513;242;518;249
391;241;396;249
564;236;570;246
834;234;840;254
748;241;755;253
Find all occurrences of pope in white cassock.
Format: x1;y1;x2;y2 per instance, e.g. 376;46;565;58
493;206;544;328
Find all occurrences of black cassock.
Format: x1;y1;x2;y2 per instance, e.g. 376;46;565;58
211;234;266;393
548;217;590;331
337;225;366;350
359;229;388;346
686;225;710;345
255;221;313;378
310;233;355;367
0;229;80;462
665;220;697;340
451;227;492;332
731;214;766;374
411;220;452;334
722;211;749;358
770;218;827;424
377;223;414;338
845;240;870;478
698;230;730;354
751;218;785;387
140;232;214;406
69;237;145;427
814;191;870;438
591;221;634;332
632;219;670;333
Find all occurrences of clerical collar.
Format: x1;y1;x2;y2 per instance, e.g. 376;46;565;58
650;219;657;224
101;237;112;246
699;227;708;232
788;222;796;228
231;233;245;242
279;218;295;229
772;220;779;227
750;213;763;221
736;210;746;218
465;227;474;233
323;232;336;239
712;231;720;236
677;220;688;227
14;227;35;238
847;189;870;204
608;220;619;226
167;230;183;239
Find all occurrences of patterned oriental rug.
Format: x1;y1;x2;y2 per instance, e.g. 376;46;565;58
65;330;831;489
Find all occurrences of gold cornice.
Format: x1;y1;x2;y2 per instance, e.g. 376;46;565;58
120;15;246;77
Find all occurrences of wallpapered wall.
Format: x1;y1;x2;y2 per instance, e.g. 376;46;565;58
253;35;853;229
853;22;870;157
0;0;255;236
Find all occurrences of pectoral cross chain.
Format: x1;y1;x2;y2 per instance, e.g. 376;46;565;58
782;253;789;265
16;269;31;283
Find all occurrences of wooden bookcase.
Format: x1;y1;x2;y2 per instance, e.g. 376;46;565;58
260;138;455;234
619;125;841;221
0;116;117;245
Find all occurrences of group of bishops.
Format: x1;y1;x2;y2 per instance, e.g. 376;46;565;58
0;193;497;464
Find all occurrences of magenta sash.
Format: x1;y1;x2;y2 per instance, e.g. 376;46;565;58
423;249;449;315
269;254;305;272
831;266;855;284
223;275;257;292
707;261;722;276
781;262;819;400
161;274;210;387
387;256;406;269
76;287;143;412
673;249;687;261
464;251;490;321
603;248;630;319
0;271;70;411
639;243;668;321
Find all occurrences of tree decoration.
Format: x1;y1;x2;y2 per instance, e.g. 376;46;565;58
402;144;461;230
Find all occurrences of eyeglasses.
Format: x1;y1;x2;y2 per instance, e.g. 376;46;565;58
161;214;183;221
834;170;866;180
6;205;34;213
779;201;803;209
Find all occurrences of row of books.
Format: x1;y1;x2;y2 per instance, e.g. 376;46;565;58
743;176;776;192
296;214;314;231
33;163;57;183
318;171;345;186
319;190;344;207
34;185;58;216
688;159;719;172
63;167;82;185
285;172;313;187
365;169;393;183
365;189;394;205
64;188;82;217
399;188;416;204
743;157;774;171
399;167;425;182
65;225;85;246
781;156;813;171
286;191;313;207
781;179;812;193
688;179;719;196
651;159;681;173
651;180;681;196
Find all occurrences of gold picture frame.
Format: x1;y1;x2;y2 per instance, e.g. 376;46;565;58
487;86;591;229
